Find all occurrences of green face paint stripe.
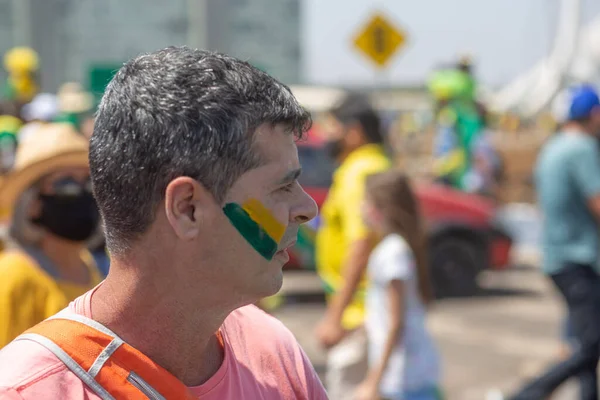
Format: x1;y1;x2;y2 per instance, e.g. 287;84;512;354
241;199;285;243
223;203;278;260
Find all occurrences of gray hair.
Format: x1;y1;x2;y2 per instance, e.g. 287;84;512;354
89;47;311;255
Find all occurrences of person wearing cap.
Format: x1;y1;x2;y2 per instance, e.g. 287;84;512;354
0;123;103;348
506;85;600;400
0;47;325;399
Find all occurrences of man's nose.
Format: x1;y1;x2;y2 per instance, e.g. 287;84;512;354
292;187;318;224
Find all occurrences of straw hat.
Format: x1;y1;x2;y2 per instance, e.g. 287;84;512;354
57;82;94;114
0;123;89;220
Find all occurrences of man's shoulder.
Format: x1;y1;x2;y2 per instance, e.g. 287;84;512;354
223;305;326;398
0;250;36;272
0;339;91;399
538;134;597;176
336;151;390;188
0;340;65;386
377;234;411;257
344;148;390;171
0;250;53;290
543;133;596;157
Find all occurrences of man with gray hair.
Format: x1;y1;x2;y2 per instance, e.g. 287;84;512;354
0;47;326;399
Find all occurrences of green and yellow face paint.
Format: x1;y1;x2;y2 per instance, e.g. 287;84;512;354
223;199;285;260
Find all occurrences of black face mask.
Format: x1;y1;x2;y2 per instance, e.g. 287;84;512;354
32;192;100;242
323;138;345;160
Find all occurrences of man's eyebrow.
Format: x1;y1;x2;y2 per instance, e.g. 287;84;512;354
278;168;302;185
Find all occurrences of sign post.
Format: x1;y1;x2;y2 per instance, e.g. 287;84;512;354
352;12;408;84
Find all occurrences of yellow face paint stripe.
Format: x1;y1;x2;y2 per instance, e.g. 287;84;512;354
241;199;285;243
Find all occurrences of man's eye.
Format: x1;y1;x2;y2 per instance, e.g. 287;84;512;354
280;182;295;193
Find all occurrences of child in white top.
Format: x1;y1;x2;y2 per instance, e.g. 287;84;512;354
355;170;442;400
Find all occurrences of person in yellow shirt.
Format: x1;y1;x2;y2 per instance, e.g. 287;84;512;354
0;123;103;347
314;93;391;399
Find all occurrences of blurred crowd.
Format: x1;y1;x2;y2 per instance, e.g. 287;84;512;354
0;47;108;346
313;79;600;400
0;47;97;176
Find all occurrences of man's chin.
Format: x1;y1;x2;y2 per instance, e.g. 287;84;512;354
236;258;285;307
273;248;290;264
262;268;284;297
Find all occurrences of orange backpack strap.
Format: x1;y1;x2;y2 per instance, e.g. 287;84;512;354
15;311;196;400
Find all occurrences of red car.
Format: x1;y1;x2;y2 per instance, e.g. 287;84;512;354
290;130;513;298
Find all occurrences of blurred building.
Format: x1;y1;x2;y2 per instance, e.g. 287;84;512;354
207;0;301;84
0;0;301;93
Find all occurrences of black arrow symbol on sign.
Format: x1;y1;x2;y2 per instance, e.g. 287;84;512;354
373;24;386;54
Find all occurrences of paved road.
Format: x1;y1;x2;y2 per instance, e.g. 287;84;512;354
273;262;579;400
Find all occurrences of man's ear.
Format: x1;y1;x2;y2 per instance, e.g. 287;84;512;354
164;177;213;240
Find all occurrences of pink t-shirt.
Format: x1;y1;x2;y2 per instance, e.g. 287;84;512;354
0;288;327;399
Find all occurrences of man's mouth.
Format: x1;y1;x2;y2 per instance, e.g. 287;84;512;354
278;240;297;253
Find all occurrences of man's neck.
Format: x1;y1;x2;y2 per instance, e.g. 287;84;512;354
562;122;593;136
338;141;372;163
91;254;232;387
39;236;88;283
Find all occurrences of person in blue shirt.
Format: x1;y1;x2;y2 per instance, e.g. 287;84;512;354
507;85;600;400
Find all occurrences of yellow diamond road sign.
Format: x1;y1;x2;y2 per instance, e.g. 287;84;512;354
353;13;407;68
